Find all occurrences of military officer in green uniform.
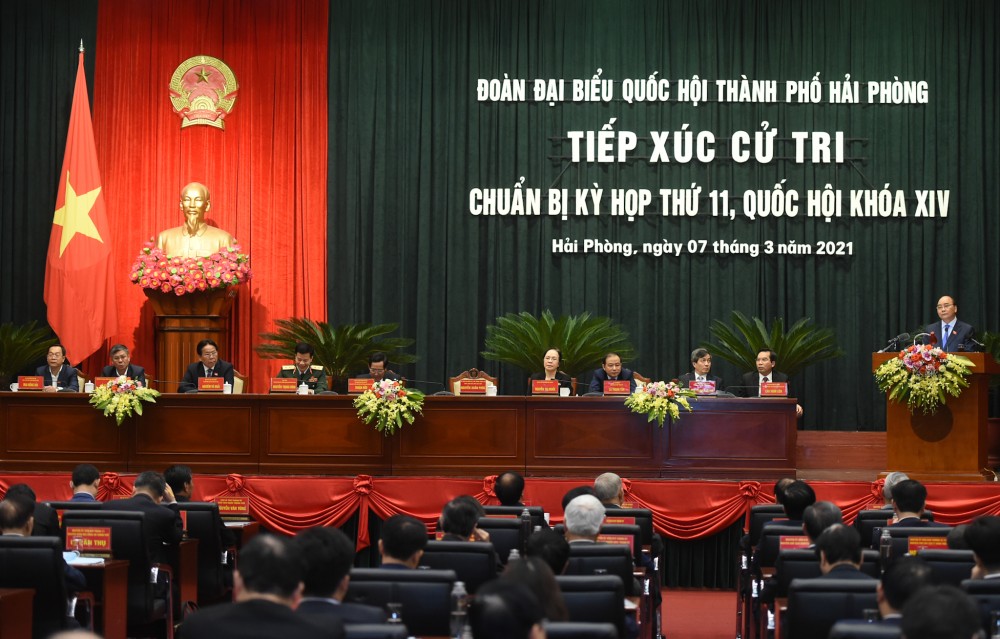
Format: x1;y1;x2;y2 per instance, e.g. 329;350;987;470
277;342;327;393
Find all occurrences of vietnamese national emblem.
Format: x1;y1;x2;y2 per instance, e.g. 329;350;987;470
169;55;238;129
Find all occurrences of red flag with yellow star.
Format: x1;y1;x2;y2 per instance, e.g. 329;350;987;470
44;48;116;362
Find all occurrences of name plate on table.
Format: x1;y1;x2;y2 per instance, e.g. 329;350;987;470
270;377;298;393
760;382;788;397
16;375;44;391
198;376;225;392
93;376;116;387
688;380;717;395
603;380;631;395
597;533;634;553
348;378;374;394
779;535;811;550
604;516;636;526
65;526;112;556
216;496;250;518
531;380;559;395
908;536;948;553
458;379;487;395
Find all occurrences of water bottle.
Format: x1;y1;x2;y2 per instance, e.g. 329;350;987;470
879;528;892;572
520;507;532;553
450;581;468;638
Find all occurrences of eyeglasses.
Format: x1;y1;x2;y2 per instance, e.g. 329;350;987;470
936;304;954;309
201;350;219;358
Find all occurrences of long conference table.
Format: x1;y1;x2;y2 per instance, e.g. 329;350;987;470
0;393;797;479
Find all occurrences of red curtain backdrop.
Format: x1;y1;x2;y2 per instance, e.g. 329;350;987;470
4;473;1000;549
86;0;328;390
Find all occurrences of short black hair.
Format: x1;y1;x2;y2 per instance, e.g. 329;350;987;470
881;556;932;612
196;339;219;355
773;477;795;506
380;514;427;562
803;501;842;541
690;348;710;364
368;352;388;365
781;480;816;520
133;471;167;498
4;483;37;504
561;485;596;511
163;465;192;495
469;578;545;639
441;498;480;539
109;344;129;357
0;497;34;530
756;349;776;363
525;529;570;575
50;344;67;357
964;515;1000;569
816;524;862;565
544;347;562;364
294;342;315;356
72;464;100;488
891;479;927;514
901;585;982;639
602;352;621;364
238;534;305;598
294;526;355;597
495;472;525;506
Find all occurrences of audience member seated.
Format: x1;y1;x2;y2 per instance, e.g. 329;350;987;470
593;472;625;508
877;556;932;625
378;515;427;569
561;486;597;512
803;501;843;545
564;495;605;544
587;352;637;394
900;584;982;639
104;471;182;563
100;344;146;386
179;534;342;639
441;496;491;542
881;472;909;510
817;525;875;580
761;501;844;606
5;483;62;537
502;555;568;622
469;579;545;639
888;480;946;529
947;524;970;550
526;529;570;575
294;527;385;626
763;480;816;531
0;495;87;595
37;344;79;392
178;339;235;393
164;465;194;502
963;515;1000;579
70;464;100;502
495;471;526;507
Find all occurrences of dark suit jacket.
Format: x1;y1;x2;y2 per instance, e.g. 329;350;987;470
888;517;948;529
923;319;975;352
528;371;573;395
823;564;876;580
35;365;79;392
676;372;724;390
100;363;147;387
178;359;235;393
104;493;182;562
587;368;637;394
297;598;385;626
739;371;789;397
31;502;63;538
180;598;343;639
70;492;98;502
358;371;401;381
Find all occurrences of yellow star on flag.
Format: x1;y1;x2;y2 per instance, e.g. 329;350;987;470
52;170;103;256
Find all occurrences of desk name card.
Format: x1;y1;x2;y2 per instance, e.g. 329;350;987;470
215;496;250;517
778;535;811;550
597;533;634;552
93;377;115;387
348;378;373;394
270;377;298;393
16;376;44;391
531;380;559;395
908;536;948;553
603;380;631;395
459;379;488;395
604;516;636;526
688;380;717;395
760;382;788;397
65;526;112;556
198;376;225;392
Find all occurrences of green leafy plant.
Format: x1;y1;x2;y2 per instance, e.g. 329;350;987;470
701;311;843;377
979;331;1000;387
0;321;57;385
256;318;417;382
481;310;635;379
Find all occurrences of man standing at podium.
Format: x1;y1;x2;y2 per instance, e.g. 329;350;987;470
925;295;975;352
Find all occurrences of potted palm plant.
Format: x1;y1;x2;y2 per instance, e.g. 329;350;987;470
0;321;57;388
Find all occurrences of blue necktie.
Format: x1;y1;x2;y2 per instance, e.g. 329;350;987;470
942;325;951;349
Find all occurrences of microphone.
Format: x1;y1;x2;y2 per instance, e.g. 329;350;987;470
398;378;447;389
724;385;760;397
877;332;911;353
964;337;986;352
911;332;932;345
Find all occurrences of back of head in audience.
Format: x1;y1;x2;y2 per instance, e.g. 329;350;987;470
164;464;193;499
132;471;168;500
803;501;843;542
964;515;1000;577
564;494;605;540
879;555;932;617
947;524;970;550
469;578;545;639
4;483;37;505
236;534;305;605
900;585;982;639
780;480;816;520
891;479;927;516
495;472;525;506
441;497;480;540
773;477;796;506
525;529;570;575
502;555;568;622
71;464;100;492
882;471;909;504
294;526;355;599
593;472;624;505
0;497;34;534
561;485;597;511
816;524;862;571
379;514;428;567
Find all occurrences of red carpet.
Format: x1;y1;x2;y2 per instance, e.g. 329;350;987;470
661;589;736;639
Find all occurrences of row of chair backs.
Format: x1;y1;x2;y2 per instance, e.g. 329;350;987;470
785;578;878;639
915;549;975;586
554;523;643;566
475;517;522;565
175;502;231;602
961;578;1000;635
602;508;655;548
482;505;547;529
564;543;636;597
556;575;626;639
828;620;902;639
342;621;617;639
747;504;786;548
418;541;497;593
774;549;880;598
754;524;806;569
853;509;935;549
0;536;72;639
344;568;456;637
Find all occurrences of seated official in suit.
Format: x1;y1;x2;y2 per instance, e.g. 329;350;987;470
164;464;194;502
100;343;146;386
739;348;803;417
469;578;547;639
676;348;723;389
37;344;78;392
528;347;573;395
900;585;982;639
70;463;101;501
277;342;327;392
294;527;386;626
178;338;235;392
180;534;343;639
0;495;88;596
889;480;948;530
104;471;182;563
587;352;636;394
816;525;875;580
358;351;400;382
4;484;62;537
964;515;1000;579
877;556;932;626
378;514;428;569
925;295;975;352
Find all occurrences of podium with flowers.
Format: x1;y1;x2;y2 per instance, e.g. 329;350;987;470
873;351;1000;481
131;244;251;393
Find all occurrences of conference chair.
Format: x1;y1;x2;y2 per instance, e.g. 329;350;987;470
747;505;787;549
555;575;627;639
828;620;903;639
739;504;785;639
554;523;643;567
876;526;952;568
232;370;247;394
784;578;878;639
482;505;547;529
961;578;1000;635
632;372;651;384
46;500;104;543
448;368;498;394
174;501;235;604
344;568;456;637
545;622;619;639
0;536;91;639
564;542;637;596
753;524;806;572
602;508;654;550
417;540;498;593
62;510;174;639
475;516;522;564
855;509;935;549
915;548;976;586
772;549;880;599
343;624;409;639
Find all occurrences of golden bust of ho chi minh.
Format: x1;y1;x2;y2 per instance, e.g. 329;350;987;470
156;182;236;258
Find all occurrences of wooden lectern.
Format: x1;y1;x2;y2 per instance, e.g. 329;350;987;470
145;288;237;393
872;352;1000;481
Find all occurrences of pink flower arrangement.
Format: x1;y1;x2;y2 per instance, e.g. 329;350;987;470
898;343;948;376
129;242;252;296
